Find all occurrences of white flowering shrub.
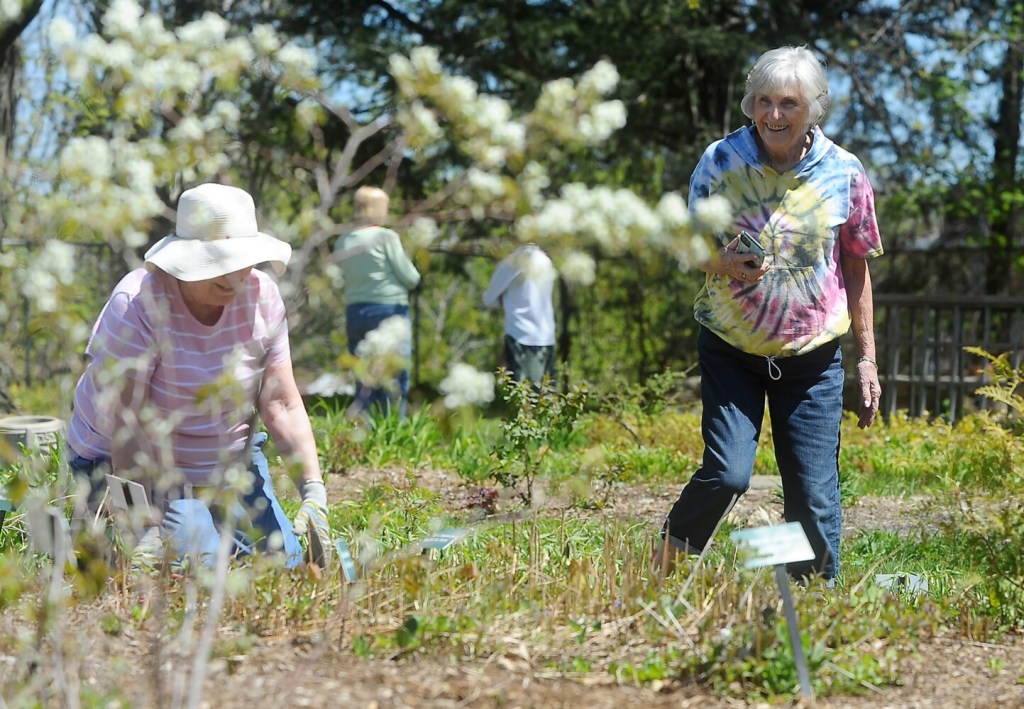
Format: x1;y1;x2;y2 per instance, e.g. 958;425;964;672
3;0;728;411
3;0;326;398
387;46;723;287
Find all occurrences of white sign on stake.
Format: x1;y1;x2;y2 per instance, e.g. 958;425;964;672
27;505;76;565
335;538;358;583
420;527;470;552
105;474;152;517
731;522;816;700
730;521;815;569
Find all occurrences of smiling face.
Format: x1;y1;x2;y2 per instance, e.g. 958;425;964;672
178;267;253;323
752;84;812;164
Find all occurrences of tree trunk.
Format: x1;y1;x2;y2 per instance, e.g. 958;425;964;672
0;1;44;409
987;14;1023;294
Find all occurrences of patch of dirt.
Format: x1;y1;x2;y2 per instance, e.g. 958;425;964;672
326;467;1024;708
4;468;1020;708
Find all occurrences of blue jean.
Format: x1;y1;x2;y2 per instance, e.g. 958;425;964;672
504;335;556;389
69;432;302;568
664;327;844;579
346;303;411;418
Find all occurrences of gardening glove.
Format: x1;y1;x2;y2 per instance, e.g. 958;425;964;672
292;480;332;568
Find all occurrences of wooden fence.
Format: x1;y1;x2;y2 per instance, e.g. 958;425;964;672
873;294;1024;421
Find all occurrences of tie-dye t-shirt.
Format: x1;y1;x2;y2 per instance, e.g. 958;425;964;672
691;125;883;357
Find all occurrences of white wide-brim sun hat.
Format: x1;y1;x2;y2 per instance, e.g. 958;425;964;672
144;183;292;282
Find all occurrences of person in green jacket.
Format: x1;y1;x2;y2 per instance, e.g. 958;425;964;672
334;186;421;418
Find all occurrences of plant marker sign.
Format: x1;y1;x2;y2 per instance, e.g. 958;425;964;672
0;497;11;529
420;527;471;556
335;538;358;583
730;522;816;699
26;504;76;566
105;473;155;551
105;474;152;517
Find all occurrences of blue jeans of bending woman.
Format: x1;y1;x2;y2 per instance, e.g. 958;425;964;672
69;432;302;568
346;303;411;419
663;327;844;580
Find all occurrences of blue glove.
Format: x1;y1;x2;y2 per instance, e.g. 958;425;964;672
292;481;332;568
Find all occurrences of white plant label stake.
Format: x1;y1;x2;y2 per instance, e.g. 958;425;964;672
334;538;358;583
730;522;816;699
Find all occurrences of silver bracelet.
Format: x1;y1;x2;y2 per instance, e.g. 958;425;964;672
858;356;877;366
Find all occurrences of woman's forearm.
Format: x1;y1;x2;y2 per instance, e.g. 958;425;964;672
259;359;323;486
842;255;876;359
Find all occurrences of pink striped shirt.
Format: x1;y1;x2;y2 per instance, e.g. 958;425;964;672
68;268;290;483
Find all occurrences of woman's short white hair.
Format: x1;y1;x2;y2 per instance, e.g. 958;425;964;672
353;185;390;224
740;46;831;126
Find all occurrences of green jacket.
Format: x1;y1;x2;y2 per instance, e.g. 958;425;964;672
334;226;421;305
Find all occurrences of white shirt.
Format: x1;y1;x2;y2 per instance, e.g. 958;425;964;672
482;245;556;346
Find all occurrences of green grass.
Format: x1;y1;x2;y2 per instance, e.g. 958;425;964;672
3;397;1024;704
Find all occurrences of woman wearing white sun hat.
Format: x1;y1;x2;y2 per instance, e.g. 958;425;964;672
67;183;331;568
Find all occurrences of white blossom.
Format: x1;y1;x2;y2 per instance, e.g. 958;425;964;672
21;241;77;312
60;137;113;180
436;75;478;113
250;24;281;55
466;168;506;200
397;101;443;150
409;46;442;79
103;0;143;36
692;194;733;234
211;37;256;72
492;120;526;153
177;12;229;47
48;18;77;49
406;217;440;249
558;250;597;286
276;44;317;78
518;162;551;208
532;200;577;237
537;77;575;109
507;247;555;284
105;39;135;70
474;95;512;131
295;99;321;130
474;144;508;170
583;100;627;141
164;60;203;94
171;115;205;143
355;316;411;360
657;193;690;229
79;34;109;63
680;234;712;270
578;59;619;97
137;14;172;47
388;53;415;95
122;229;149;249
211;100;241;131
0;0;21;22
439;363;495;409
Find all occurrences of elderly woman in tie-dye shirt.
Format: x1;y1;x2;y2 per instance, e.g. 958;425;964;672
655;46;883;585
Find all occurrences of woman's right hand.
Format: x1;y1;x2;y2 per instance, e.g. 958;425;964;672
722;237;769;284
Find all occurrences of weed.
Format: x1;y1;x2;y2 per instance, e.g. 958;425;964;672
489;374;588;505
